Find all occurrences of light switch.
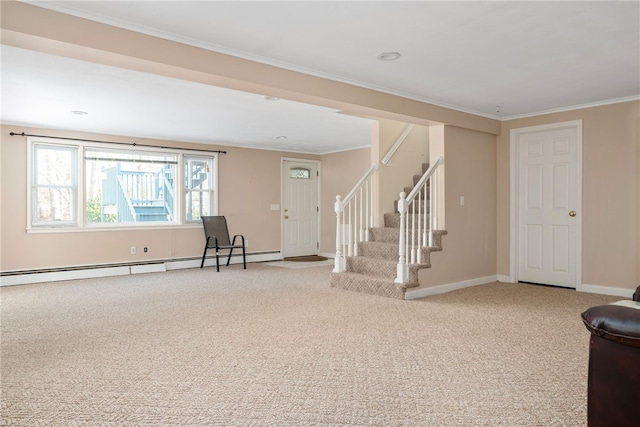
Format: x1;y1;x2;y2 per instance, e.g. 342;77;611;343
270;204;280;211
460;196;465;206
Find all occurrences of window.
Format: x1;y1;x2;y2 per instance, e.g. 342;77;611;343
85;148;178;225
32;144;78;226
290;167;311;179
28;137;217;230
184;156;214;222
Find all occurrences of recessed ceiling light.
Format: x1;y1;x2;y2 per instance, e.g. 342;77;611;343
71;110;88;115
377;52;401;61
264;96;280;101
275;135;287;140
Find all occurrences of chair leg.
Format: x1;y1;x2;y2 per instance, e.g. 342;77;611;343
215;250;220;272
226;248;234;266
242;247;246;269
200;247;207;268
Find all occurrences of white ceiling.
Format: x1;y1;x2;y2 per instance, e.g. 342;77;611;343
2;1;639;154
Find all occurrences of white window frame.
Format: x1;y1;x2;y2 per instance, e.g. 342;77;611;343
184;155;218;223
29;142;79;227
26;136;218;232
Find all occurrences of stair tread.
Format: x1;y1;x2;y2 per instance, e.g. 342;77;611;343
371;225;448;234
330;271;419;289
370;226;448;237
349;255;429;267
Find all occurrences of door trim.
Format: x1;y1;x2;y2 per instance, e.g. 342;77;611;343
280;157;321;258
509;120;583;289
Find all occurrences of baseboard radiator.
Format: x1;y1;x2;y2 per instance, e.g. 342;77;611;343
0;251;282;287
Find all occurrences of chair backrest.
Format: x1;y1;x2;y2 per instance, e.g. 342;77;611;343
201;216;231;246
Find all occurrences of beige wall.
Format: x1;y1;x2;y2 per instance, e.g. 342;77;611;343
418;126;497;286
429;125;446;229
0;125;320;272
375;120;430;224
497;101;640;290
319;147;371;254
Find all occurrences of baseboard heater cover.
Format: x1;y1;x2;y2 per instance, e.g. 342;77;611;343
0;251;282;287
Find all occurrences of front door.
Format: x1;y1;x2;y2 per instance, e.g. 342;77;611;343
282;159;319;258
516;122;581;288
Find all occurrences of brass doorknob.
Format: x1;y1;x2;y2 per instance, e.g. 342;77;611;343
284;215;289;219
569;211;576;217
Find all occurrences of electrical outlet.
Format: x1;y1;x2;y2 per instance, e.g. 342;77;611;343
244;239;249;247
130;246;136;255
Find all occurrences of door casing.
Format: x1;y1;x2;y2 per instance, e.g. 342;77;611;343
281;157;321;258
509;120;583;289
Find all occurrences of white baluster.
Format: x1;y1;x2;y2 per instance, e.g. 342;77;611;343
333;195;345;273
423;184;428;248
365;179;370;241
429;172;435;246
359;187;365;243
353;190;359;256
416;192;422;264
434;169;439;230
410;200;416;264
347;203;352;256
369;177;375;233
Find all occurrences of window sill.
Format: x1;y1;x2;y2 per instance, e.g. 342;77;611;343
26;223;202;234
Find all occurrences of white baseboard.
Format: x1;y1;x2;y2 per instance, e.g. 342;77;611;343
0;252;282;287
131;263;167;274
196;252;282;269
0;266;130;287
404;275;498;300
497;275;513;283
579;283;635;299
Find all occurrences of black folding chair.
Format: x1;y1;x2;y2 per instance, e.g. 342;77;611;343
200;216;246;271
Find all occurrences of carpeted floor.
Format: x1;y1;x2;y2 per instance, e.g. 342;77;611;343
265;258;334;269
0;264;619;426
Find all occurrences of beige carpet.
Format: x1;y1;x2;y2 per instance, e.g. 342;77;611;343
1;264;619;426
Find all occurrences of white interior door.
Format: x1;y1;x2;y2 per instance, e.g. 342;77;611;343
282;160;319;258
517;124;580;288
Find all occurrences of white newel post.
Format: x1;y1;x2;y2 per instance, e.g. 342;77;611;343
395;192;409;283
333;195;346;273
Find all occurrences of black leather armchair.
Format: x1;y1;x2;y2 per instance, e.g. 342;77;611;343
581;287;640;427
